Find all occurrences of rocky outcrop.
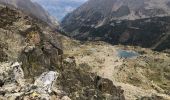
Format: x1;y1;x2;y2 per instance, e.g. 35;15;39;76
0;62;62;100
57;57;125;100
0;6;62;77
0;57;125;100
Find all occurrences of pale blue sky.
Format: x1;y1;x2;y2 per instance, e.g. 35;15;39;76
32;0;88;21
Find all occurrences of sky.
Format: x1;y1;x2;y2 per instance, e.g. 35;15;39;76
32;0;88;21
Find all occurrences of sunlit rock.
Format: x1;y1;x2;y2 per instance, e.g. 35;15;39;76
34;71;59;93
61;96;71;100
11;62;25;86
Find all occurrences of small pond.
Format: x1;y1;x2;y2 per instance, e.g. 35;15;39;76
117;50;140;58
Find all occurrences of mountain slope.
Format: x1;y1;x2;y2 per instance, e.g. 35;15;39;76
60;34;170;100
61;0;170;51
0;6;126;100
0;0;59;28
62;0;170;29
0;5;62;77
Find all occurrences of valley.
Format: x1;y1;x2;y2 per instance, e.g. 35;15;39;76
61;0;170;52
0;0;170;100
61;35;170;99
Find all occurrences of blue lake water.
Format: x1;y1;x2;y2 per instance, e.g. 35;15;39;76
117;50;139;58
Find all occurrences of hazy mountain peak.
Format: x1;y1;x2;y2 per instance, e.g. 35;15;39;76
0;0;59;28
31;0;88;20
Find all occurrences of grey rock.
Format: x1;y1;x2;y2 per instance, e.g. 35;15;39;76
61;96;71;100
12;62;25;86
2;83;20;93
24;45;35;53
34;71;59;93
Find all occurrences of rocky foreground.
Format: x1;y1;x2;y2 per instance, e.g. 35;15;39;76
0;57;126;100
1;37;170;100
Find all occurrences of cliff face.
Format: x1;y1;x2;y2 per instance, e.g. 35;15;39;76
0;0;59;28
61;0;170;51
0;5;62;77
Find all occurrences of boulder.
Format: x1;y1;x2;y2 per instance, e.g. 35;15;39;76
34;71;59;93
61;96;71;100
12;62;25;86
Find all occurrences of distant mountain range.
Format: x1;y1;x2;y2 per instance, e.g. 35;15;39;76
62;0;170;31
31;0;87;21
61;0;170;52
0;0;59;28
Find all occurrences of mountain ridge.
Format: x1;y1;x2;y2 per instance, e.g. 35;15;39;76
0;0;59;28
61;0;170;52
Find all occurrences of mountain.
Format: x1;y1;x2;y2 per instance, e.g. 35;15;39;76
0;0;59;28
32;0;88;21
0;2;170;100
0;5;126;100
61;0;170;52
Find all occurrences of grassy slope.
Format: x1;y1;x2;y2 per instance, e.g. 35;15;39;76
61;34;170;99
